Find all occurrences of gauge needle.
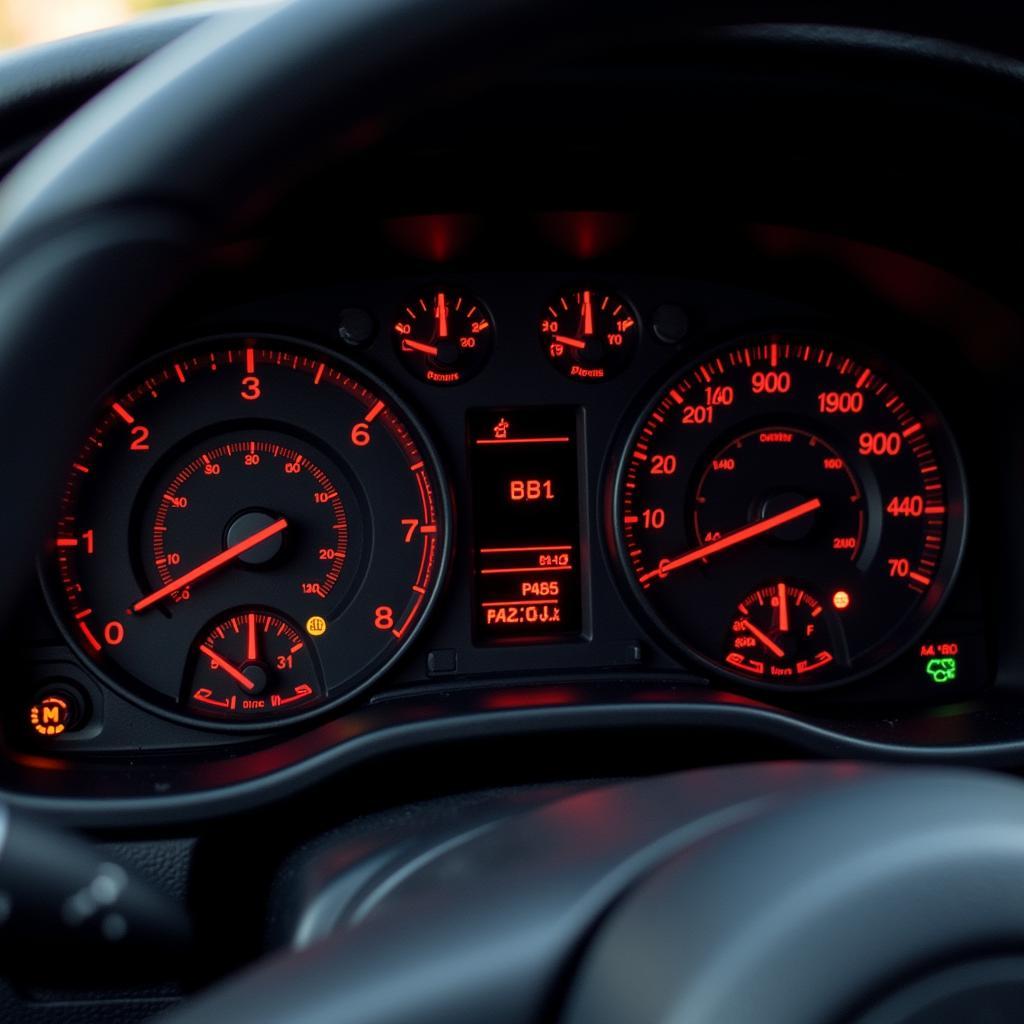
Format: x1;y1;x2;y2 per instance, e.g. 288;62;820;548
402;339;440;356
554;334;587;350
777;582;790;632
436;291;448;338
247;612;258;662
582;290;594;335
199;644;255;692
740;618;785;659
132;517;288;613
638;497;822;583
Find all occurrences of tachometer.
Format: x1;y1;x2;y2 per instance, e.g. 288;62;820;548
45;337;449;726
611;335;966;686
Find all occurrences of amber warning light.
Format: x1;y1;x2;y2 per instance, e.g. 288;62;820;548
468;407;584;643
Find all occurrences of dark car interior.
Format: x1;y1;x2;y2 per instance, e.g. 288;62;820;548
2;1;1024;1021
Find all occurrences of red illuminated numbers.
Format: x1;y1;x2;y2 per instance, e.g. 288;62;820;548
859;432;902;456
401;518;419;542
704;386;734;406
129;425;150;451
642;508;666;529
284;460;302;474
509;479;555;501
351;422;371;447
818;391;864;414
204;462;221;476
886;496;924;517
374;606;394;631
244;453;260;467
104;621;124;646
888;558;911;577
681;405;714;425
240;376;261;401
650;454;678;475
751;371;791;394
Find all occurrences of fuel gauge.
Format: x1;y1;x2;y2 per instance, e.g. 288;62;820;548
188;610;323;719
393;289;493;385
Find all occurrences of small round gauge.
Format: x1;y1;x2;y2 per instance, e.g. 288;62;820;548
612;334;967;688
189;609;323;718
46;337;449;727
540;286;638;380
393;289;493;384
725;582;835;679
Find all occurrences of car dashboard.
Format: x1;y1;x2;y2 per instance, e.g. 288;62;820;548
1;204;1020;822
0;9;1023;829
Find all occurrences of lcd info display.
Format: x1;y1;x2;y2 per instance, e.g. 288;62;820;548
467;407;584;644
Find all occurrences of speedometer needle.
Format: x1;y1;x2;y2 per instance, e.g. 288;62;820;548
638;498;821;584
132;517;288;612
199;645;255;692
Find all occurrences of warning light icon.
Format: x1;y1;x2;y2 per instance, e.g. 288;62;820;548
306;615;328;637
29;695;72;737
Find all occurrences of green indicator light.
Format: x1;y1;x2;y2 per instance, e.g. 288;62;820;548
925;657;957;684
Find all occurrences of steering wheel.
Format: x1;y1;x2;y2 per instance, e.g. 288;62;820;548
2;1;1024;1020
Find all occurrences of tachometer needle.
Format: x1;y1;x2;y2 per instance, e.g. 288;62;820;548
739;618;785;659
132;517;288;613
554;334;587;350
199;645;255;692
401;338;440;356
638;498;821;584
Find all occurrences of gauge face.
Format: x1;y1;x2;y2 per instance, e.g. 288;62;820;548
46;338;449;726
612;336;967;686
540;287;638;380
393;289;493;384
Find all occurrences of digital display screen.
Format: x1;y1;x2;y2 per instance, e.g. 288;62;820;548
467;407;584;643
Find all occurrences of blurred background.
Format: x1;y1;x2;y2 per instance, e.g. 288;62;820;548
0;0;247;50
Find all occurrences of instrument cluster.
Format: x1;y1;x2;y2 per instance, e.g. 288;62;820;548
16;262;996;752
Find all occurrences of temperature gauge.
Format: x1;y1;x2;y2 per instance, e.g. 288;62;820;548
393;289;493;385
540;287;638;380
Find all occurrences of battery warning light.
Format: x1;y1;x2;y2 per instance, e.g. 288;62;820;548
29;694;72;736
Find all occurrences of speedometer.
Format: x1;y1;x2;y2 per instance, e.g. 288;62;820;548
45;337;449;726
611;335;966;686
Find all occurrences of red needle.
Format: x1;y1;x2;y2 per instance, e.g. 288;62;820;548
777;582;790;632
740;619;785;659
638;498;822;583
247;613;257;662
133;517;288;612
402;338;440;356
554;334;587;350
582;290;594;335
436;292;448;338
199;644;255;692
